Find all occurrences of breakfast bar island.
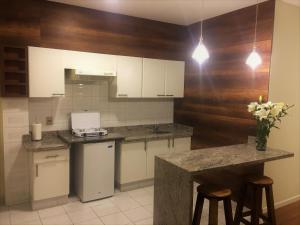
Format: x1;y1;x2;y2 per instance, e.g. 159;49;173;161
153;144;293;225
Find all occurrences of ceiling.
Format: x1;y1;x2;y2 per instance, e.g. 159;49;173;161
283;0;300;6
48;0;268;26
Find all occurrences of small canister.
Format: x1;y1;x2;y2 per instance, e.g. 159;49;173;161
32;123;42;141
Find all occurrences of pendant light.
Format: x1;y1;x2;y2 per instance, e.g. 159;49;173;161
192;0;209;65
246;0;262;70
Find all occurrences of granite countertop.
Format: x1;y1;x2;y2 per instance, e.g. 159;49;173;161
157;144;294;174
108;123;193;142
23;132;70;152
58;131;125;144
23;123;193;152
57;123;193;144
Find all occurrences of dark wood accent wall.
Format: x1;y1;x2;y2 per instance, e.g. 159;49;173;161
174;1;275;149
0;0;187;60
0;0;275;148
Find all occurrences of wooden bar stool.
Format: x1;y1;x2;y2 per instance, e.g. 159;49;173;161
193;184;234;225
234;176;276;225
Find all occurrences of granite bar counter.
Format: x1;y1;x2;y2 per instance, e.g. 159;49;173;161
153;144;294;225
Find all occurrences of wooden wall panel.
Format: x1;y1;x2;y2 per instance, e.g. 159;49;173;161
174;0;275;149
0;0;41;46
39;1;187;60
0;0;187;60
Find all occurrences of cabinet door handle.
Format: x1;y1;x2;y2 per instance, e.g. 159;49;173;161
144;140;147;151
168;138;170;148
166;94;174;97
172;138;175;148
46;155;59;159
118;94;128;97
157;94;165;97
52;93;64;96
36;164;39;177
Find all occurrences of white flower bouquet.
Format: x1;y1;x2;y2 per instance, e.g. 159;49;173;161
248;97;293;150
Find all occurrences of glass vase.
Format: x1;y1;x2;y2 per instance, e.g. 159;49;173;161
256;120;269;151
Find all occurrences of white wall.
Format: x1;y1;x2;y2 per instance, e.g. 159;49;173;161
0;99;4;204
29;81;174;131
1;98;30;205
266;0;300;207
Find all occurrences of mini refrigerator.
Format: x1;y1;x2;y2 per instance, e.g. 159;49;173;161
73;141;115;202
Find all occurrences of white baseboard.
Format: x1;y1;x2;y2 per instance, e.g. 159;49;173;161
274;195;300;209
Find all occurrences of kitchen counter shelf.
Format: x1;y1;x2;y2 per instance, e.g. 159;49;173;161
23;132;69;152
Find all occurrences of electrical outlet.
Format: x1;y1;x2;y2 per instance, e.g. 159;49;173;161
46;116;53;125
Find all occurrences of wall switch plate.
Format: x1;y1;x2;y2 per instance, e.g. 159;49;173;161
46;116;53;125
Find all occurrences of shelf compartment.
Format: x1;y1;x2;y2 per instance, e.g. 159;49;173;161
1;46;28;97
3;46;26;59
3;72;27;83
4;60;26;72
2;84;28;97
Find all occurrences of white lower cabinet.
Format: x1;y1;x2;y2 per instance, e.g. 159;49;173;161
116;137;191;189
30;149;70;202
146;139;170;179
118;142;147;184
172;137;192;153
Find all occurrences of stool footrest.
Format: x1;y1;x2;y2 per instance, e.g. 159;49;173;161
241;218;251;225
242;211;251;217
260;214;270;222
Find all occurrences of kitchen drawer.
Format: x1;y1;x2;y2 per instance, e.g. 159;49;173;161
33;149;69;164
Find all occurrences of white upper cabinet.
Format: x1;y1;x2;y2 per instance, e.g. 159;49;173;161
165;60;185;97
111;56;143;98
28;47;65;97
63;50;116;76
28;46;184;98
142;58;185;98
142;58;166;98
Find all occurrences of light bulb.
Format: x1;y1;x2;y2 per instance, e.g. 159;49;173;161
192;39;210;65
246;49;262;70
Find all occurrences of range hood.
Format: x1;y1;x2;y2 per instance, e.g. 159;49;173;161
65;69;115;84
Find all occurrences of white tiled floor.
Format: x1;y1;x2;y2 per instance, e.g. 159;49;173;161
0;185;235;225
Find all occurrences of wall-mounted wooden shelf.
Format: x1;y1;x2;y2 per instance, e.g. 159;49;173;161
1;46;29;97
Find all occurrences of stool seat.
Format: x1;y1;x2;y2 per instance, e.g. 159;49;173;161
193;184;233;225
247;176;273;186
197;185;232;199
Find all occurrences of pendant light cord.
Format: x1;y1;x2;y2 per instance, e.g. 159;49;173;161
200;21;203;41
200;0;204;41
253;0;259;49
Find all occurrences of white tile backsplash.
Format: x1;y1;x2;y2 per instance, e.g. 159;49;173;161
29;81;174;131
